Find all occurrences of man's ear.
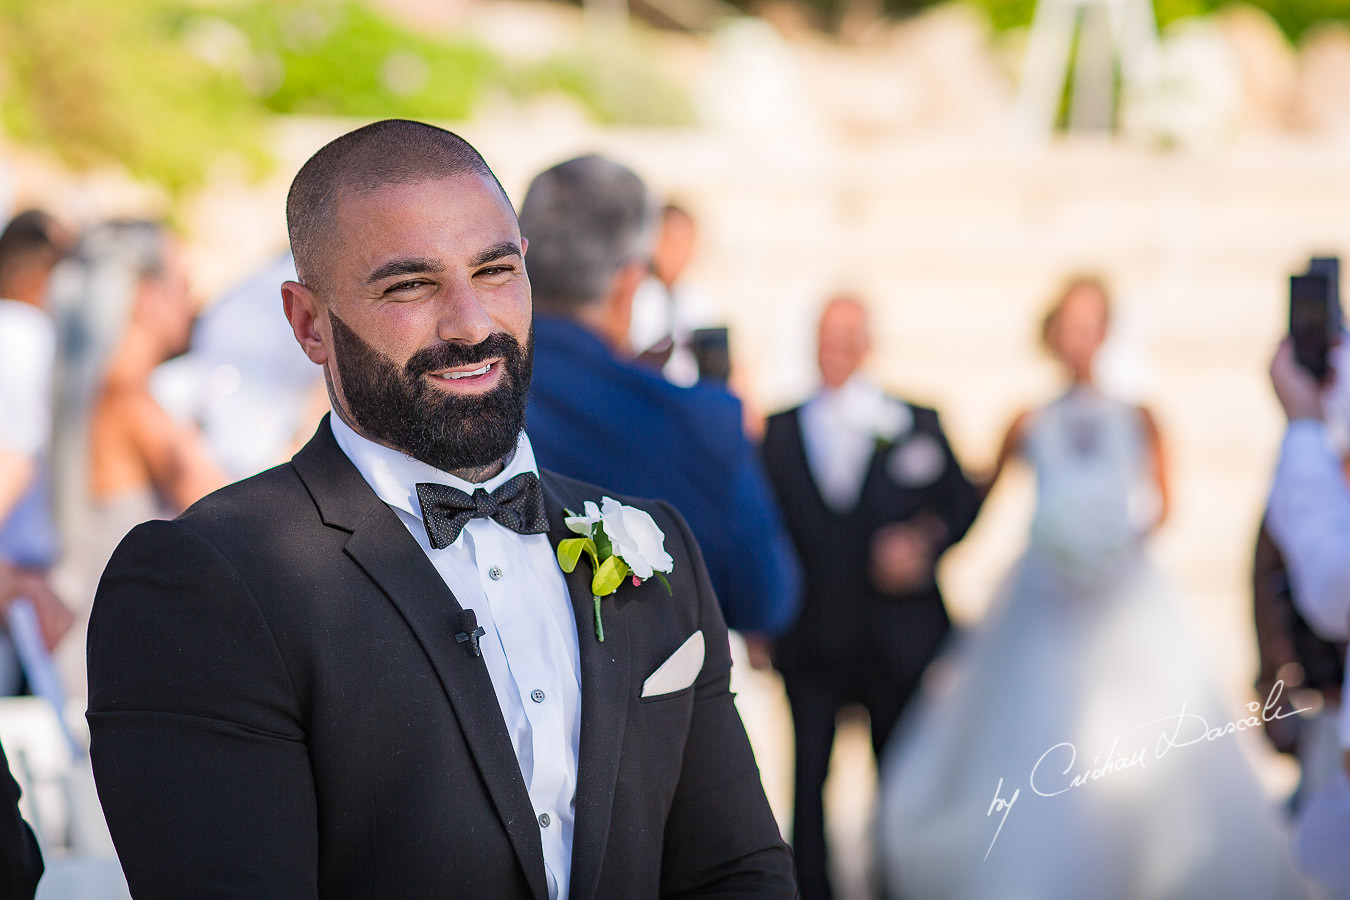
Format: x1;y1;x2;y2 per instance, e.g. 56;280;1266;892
282;281;328;366
602;260;647;353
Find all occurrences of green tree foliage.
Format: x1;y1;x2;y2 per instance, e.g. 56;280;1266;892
728;0;1350;40
0;0;690;195
961;0;1349;39
0;0;268;193
213;2;504;119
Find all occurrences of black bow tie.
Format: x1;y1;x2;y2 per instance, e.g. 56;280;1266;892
416;472;549;549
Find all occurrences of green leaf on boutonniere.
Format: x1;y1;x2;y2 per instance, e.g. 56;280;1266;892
557;537;596;574
592;554;630;597
654;571;672;595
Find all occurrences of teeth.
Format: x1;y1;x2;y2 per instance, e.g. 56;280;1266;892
447;364;491;380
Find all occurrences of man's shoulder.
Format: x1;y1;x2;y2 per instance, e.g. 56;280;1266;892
593;352;744;433
763;404;805;442
533;320;742;433
765;404;805;425
166;462;315;547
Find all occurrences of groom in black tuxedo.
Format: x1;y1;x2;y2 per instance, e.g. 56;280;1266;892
86;119;794;899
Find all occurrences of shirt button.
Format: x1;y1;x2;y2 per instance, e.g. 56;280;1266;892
488;565;504;581
530;689;546;703
538;812;551;828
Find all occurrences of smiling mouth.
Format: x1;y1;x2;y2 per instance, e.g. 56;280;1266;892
446;364;491;380
426;359;502;388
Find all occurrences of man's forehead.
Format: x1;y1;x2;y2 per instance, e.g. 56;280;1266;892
334;171;513;218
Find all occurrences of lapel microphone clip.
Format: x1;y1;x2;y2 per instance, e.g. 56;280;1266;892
456;609;486;657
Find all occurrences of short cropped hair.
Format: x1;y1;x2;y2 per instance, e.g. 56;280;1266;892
286;119;507;295
0;210;67;298
517;155;657;314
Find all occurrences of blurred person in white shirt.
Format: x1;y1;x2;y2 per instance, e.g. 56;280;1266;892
0;210;75;694
628;203;721;387
1268;335;1350;897
151;252;328;481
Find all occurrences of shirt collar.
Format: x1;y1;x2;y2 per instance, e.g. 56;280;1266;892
811;373;880;418
808;373;912;439
329;413;540;522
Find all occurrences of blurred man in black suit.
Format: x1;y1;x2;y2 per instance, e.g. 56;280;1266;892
762;295;980;900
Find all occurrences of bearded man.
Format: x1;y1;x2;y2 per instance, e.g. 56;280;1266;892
86;119;794;900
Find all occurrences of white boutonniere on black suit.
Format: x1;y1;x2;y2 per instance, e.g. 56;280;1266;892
556;497;674;641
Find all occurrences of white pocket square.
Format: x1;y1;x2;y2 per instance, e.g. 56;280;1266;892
641;630;705;698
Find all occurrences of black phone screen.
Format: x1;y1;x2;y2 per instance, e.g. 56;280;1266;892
691;327;730;383
1290;273;1337;381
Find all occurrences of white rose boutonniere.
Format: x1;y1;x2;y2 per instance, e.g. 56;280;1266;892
557;497;674;641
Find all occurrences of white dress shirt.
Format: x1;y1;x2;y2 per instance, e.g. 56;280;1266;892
1267;419;1350;642
1266;418;1350;748
799;374;912;512
331;415;581;900
0;300;53;460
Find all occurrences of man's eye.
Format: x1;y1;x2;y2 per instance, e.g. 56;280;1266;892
387;279;431;293
477;265;515;278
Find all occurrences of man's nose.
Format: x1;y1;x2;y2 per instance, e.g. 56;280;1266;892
436;279;494;345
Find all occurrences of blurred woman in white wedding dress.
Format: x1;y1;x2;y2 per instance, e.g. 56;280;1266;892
878;278;1313;899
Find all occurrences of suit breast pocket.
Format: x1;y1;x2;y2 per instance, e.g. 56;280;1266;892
630;683;696;768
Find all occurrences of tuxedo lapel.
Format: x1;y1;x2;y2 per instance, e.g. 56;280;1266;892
291;422;549;900
541;475;631;900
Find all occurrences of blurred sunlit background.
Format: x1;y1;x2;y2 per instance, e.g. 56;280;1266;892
4;0;1350;896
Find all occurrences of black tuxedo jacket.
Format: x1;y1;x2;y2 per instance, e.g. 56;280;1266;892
761;401;979;684
87;420;794;899
0;739;42;899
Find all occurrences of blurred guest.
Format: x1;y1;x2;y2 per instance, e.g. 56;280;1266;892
48;220;227;699
521;155;800;643
0;210;75;695
1252;517;1344;809
0;736;42;899
629;203;722;387
1268;336;1350;896
151;252;328;480
761;294;978;900
878;279;1308;899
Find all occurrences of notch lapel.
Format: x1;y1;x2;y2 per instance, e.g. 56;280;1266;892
542;476;632;900
292;422;549;900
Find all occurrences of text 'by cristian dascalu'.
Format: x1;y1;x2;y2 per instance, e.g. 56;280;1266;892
982;680;1308;860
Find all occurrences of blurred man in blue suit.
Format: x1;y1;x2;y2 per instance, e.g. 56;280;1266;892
520;156;800;644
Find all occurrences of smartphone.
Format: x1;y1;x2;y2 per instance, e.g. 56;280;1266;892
1309;256;1341;301
690;327;731;383
1290;271;1341;381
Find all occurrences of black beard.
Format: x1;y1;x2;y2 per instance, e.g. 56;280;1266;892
329;312;533;474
